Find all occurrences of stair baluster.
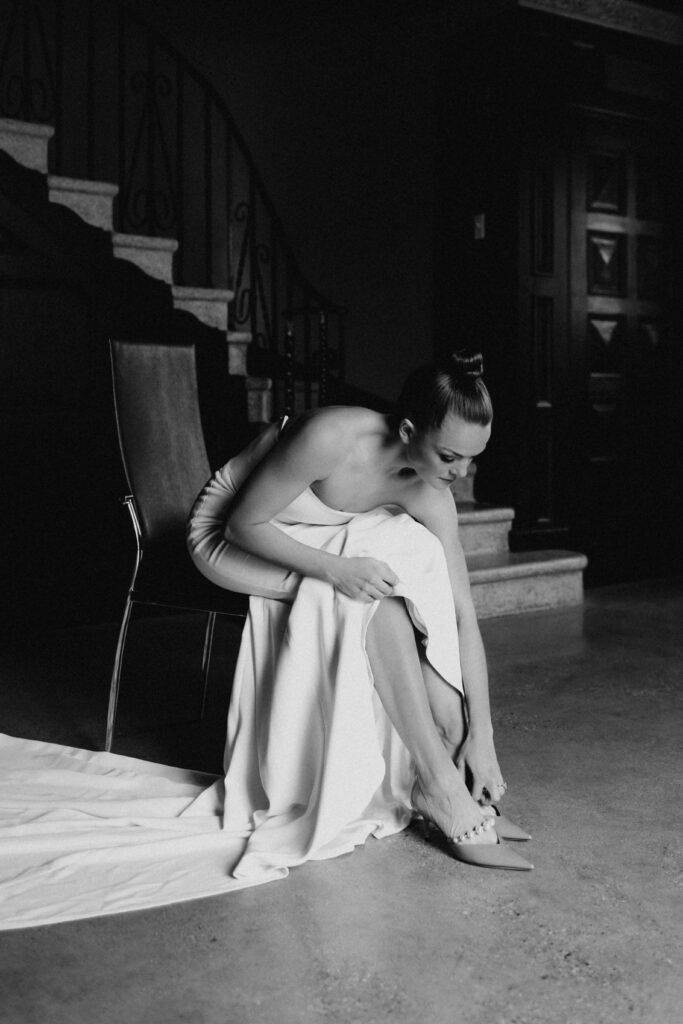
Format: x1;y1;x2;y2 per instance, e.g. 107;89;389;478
0;0;345;414
284;318;296;418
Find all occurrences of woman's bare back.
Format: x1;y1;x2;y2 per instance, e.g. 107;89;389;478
291;406;423;514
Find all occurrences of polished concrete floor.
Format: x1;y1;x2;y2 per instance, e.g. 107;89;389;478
1;577;682;1024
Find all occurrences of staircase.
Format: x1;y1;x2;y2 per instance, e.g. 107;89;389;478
0;0;346;425
0;115;586;617
458;502;586;618
0;116;270;421
447;460;586;617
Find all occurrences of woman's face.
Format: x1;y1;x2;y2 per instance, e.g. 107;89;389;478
400;412;491;490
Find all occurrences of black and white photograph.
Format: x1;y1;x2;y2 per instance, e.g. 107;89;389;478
1;1;681;1022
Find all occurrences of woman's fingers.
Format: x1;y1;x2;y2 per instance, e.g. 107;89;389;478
491;779;507;802
479;780;506;805
360;560;398;599
467;770;504;805
469;777;485;803
334;557;399;601
381;563;399;587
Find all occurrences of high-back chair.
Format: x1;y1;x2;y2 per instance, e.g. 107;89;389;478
106;338;248;752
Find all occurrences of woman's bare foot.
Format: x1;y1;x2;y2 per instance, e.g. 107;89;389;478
412;765;497;846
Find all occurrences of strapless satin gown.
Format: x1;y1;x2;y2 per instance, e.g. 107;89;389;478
186;424;463;879
0;426;463;929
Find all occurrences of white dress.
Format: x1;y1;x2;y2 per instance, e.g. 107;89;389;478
0;435;463;929
219;484;464;879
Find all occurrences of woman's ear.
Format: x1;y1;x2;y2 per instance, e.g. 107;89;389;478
398;419;414;444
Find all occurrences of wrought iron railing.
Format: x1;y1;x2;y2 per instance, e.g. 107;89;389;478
0;0;345;414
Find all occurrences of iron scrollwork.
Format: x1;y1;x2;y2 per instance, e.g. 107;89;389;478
0;0;346;415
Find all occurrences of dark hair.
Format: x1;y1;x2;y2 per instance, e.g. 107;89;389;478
395;350;493;431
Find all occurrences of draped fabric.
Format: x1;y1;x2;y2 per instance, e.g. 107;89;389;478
222;489;463;878
0;491;462;930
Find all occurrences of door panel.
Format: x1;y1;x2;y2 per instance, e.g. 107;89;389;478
569;117;676;582
517;113;679;583
518;148;570;546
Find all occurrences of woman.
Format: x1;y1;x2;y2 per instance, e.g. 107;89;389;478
187;350;533;874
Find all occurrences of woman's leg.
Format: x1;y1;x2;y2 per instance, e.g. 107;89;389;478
365;597;494;843
419;652;467;761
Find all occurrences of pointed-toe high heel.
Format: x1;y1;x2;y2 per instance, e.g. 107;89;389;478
446;823;536;872
412;782;534;872
481;805;532;842
448;835;534;871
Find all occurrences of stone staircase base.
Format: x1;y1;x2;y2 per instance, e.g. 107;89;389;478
457;502;513;554
468;549;587;618
456;501;586;617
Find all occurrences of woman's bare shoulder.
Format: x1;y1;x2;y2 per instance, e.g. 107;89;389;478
292;406;386;445
400;478;458;530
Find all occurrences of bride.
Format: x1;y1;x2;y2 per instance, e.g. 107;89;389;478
187;350;533;872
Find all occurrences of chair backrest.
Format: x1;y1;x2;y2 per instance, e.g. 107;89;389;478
110;339;212;546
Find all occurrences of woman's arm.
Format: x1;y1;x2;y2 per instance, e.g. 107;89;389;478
225;412;398;602
408;489;493;730
403;487;504;799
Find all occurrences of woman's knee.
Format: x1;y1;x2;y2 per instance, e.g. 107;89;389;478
366;597;422;665
368;595;414;635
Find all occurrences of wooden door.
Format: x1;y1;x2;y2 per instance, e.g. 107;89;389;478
518;112;680;583
568;115;678;582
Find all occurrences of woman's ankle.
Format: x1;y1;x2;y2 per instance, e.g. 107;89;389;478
414;753;457;794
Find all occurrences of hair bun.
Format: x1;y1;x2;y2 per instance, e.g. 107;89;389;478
444;349;484;381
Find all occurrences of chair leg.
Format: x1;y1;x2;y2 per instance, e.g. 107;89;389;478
200;611;217;719
106;595;135;752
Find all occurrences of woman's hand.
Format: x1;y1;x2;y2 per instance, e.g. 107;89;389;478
329;557;399;602
456;731;507;805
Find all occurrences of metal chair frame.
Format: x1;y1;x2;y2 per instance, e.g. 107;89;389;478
106;496;224;752
105;339;247;753
105;495;227;753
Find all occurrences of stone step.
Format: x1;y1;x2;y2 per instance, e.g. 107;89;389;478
455;502;514;555
112;232;178;284
47;175;118;231
450;463;476;503
467;549;588;619
172;286;233;332
0;117;53;173
227;331;252;375
245;376;273;424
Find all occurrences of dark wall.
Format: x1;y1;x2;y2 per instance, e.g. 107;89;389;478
128;0;441;402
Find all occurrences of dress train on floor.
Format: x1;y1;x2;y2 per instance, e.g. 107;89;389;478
0;496;463;929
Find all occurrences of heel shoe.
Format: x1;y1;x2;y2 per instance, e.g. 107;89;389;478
447;821;534;871
482;805;532;842
412;783;534;872
449;837;534;871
